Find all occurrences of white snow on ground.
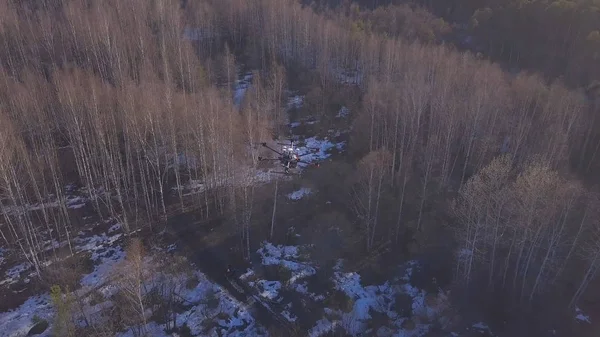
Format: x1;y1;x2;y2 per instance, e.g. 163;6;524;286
119;271;266;337
172;179;205;195
290;118;319;128
287;95;304;110
239;268;255;281
0;185;95;218
575;307;591;323
72;222;127;288
0;294;54;337
0;262;32;287
1;202;56;217
472;322;493;332
287;187;312;200
309;318;339;337
0;237;266;337
0;219;128;336
281;309;297;322
75;231;266;337
108;223;122;234
79;246;125;288
233;72;253;107
66;196;87;209
173;167;280;197
0;219;125;289
253;242;320;305
258;242;316;284
116;321;171;337
307;260;451;337
256;280;282;301
281;302;297;322
292;281;326;301
336;106;349;118
296;136;345;167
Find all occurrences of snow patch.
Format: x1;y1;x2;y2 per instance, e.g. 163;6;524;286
287;187;312;200
233;72;253;107
257;280;282;301
174;167;279;196
94;264;266;337
66;196;87;209
296;136;345;166
287;95;304;110
309;318;339;337
239;268;255;281
0;294;54;337
74;224;126;288
575;307;591;323
336;106;349;118
253;242;319;306
281;302;297;322
0;263;33;287
308;260;450;337
80;246;125;287
107;223;122;234
175;272;266;336
116;321;171;337
258;242;316;284
472;322;490;330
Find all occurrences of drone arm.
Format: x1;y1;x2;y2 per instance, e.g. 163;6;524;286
261;142;283;155
258;157;281;161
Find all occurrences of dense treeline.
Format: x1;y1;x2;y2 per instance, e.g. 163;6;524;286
307;0;600;88
453;156;600;307
0;0;281;274
468;0;600;86
310;0;452;43
0;0;600;332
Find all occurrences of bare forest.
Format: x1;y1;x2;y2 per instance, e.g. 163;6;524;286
0;0;599;336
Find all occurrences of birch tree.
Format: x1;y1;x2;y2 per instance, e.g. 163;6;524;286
350;149;391;251
112;238;153;336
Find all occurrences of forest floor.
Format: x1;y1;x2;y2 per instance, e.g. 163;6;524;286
0;68;595;337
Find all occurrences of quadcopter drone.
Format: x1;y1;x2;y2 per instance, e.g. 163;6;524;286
257;139;320;175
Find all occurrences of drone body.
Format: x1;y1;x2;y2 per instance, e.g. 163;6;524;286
257;139;319;175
